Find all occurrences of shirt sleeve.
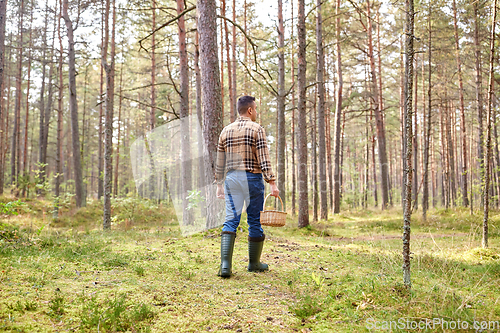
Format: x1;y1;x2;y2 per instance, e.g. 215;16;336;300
255;126;276;183
215;130;226;185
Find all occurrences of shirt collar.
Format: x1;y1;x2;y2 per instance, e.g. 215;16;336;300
238;116;251;121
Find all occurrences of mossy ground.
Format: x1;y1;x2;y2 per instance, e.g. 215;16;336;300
1;195;500;332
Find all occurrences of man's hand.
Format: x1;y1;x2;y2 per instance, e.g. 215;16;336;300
216;184;225;199
269;181;279;198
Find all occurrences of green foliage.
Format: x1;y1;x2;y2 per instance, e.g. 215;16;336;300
47;293;65;317
289;295;322;319
186;190;204;211
0;200;26;215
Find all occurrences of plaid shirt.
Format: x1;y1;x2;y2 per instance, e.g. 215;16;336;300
215;116;276;184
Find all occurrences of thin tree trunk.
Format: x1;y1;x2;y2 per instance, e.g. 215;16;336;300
452;0;469;207
366;0;389;208
333;0;343;214
113;62;123;197
101;0;115;228
231;0;236;116
297;0;309;227
483;0;497;249
311;103;318;222
54;0;63;218
474;1;484;205
220;15;224;122
22;6;34;197
277;0;286;211
194;22;204;190
98;2;104;199
423;6;432;219
402;0;414;289
11;0;24;188
178;0;192;226
0;0;7;194
222;0;234;122
291;0;296;216
412;56;418;210
151;0;156;130
316;0;327;219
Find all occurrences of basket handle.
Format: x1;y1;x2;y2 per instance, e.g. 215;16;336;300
263;193;284;212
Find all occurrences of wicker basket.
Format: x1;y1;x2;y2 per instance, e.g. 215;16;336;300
260;194;287;227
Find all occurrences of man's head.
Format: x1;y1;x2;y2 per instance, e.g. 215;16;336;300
237;95;257;121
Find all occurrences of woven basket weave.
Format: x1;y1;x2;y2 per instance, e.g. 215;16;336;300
260;194;287;227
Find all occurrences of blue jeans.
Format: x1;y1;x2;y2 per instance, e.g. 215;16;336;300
222;170;265;238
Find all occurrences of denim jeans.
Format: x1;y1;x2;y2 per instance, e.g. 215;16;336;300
222;170;265;238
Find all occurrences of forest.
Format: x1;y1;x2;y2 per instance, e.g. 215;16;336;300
0;0;500;331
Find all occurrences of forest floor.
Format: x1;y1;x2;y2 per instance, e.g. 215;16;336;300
1;195;500;332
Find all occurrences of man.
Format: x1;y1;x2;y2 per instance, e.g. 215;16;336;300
215;95;279;278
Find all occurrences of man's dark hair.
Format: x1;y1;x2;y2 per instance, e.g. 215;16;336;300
237;95;256;115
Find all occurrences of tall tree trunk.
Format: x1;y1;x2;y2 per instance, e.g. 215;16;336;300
22;6;34;197
11;0;24;188
54;0;63;218
366;0;389;208
101;0;115;228
474;1;484;205
291;0;296;216
178;0;192;226
98;3;104;199
221;0;234;122
277;0;286;211
151;0;156;130
197;0;223;228
113;62;123;197
333;0;343;214
297;0;309;227
62;0;84;208
412;56;418;209
0;0;7;194
311;102;318;222
194;23;204;189
231;0;237;115
402;0;414;289
423;2;432;219
482;0;497;249
452;0;469;207
316;0;327;220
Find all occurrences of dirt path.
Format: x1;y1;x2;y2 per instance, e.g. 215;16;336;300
328;232;469;242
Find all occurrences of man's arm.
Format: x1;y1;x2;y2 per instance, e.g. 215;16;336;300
256;127;279;197
214;130;226;185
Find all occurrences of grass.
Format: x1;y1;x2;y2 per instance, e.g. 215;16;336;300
1;194;500;332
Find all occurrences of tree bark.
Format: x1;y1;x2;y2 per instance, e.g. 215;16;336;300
474;1;484;204
231;0;237;116
100;0;115;228
54;0;63;218
333;0;343;214
277;0;286;211
197;0;223;229
22;6;34;197
178;0;192;226
11;0;24;188
114;62;123;197
297;0;309;227
316;0;327;220
62;0;85;208
291;0;296;216
0;0;7;194
402;0;414;289
194;22;204;189
452;0;469;207
483;0;497;249
366;0;389;209
423;2;432;219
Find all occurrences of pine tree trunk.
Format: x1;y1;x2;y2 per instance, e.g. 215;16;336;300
474;1;484;204
483;0;497;249
0;0;7;194
54;0;63;218
11;0;24;189
402;0;414;289
452;0;469;207
113;62;123;197
222;0;234;123
194;24;204;190
98;9;104;199
197;0;223;229
277;0;286;211
297;0;309;227
316;0;327;220
100;0;115;228
22;7;34;197
231;0;237;116
291;0;296;216
62;0;84;208
178;0;192;226
333;0;343;214
366;0;389;209
423;6;432;219
311;103;318;222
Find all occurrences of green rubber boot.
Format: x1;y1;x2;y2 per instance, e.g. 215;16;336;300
247;235;269;272
218;231;236;278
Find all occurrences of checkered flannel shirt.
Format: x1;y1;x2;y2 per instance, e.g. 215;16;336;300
215;116;276;184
